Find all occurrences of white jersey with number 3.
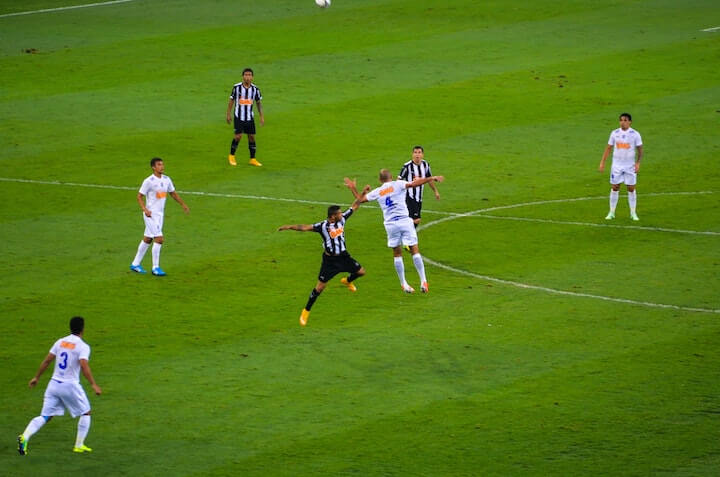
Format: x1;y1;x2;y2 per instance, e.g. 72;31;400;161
366;180;410;223
49;334;91;384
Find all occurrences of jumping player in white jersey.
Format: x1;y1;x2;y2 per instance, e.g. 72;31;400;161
598;113;643;221
18;316;102;455
130;157;190;276
345;170;444;293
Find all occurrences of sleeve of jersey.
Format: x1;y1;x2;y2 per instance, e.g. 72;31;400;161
79;344;90;362
427;163;432;176
343;208;354;220
398;165;408;180
312;222;323;233
366;189;379;201
256;88;262;101
167;178;176;193
229;86;236;100
139;179;149;195
608;132;615;146
49;340;59;356
635;133;643;146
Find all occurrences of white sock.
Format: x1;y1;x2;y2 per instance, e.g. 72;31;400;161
23;416;47;441
152;242;162;269
412;253;427;284
628;190;637;214
75;415;90;448
609;189;619;212
132;241;150;266
393;256;407;286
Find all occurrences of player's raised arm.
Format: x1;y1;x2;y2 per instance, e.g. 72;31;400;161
344;177;370;203
278;224;314;232
28;353;55;388
407;175;444;188
350;185;372;211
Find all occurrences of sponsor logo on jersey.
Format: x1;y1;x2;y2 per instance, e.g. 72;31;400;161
379;187;395;196
156;192;167;199
60;341;76;350
329;227;344;239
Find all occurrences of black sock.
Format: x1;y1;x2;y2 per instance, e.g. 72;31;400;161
305;288;321;311
347;273;361;283
249;141;256;158
230;139;239;155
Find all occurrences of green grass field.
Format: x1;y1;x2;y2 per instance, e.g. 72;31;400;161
1;0;719;475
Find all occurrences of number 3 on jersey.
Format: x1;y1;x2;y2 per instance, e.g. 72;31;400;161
385;197;395;209
58;351;68;369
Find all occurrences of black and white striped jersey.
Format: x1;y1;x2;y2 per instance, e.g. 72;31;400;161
312;208;354;255
398;159;432;202
229;82;262;120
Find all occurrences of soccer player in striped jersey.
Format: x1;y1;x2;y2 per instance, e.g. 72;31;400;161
278;186;371;326
398;145;440;228
345;170;444;294
226;68;264;167
598;113;643;220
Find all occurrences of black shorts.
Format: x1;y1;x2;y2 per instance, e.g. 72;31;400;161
318;252;362;283
233;118;256;135
406;197;422;220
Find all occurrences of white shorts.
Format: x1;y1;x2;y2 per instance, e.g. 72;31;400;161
143;212;164;238
384;217;418;248
610;165;637;186
41;379;91;418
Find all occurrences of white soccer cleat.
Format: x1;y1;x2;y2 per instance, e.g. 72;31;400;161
401;284;415;294
605;212;615;220
630;212;640;221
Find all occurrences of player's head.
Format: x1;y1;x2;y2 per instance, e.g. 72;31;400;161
619;113;632;129
70;316;85;335
327;205;342;221
242;68;254;82
379;169;393;183
412;145;424;162
150;157;164;174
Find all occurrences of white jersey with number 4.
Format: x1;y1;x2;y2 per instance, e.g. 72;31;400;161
366;180;411;223
50;334;91;384
608;127;642;168
139;174;176;215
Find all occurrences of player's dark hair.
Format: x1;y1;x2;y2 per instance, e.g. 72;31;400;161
619;113;632;121
243;68;254;75
150;157;163;168
70;316;85;335
413;145;424;152
327;205;341;217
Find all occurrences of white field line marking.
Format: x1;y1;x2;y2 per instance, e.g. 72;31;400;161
475;214;720;236
423;256;720;314
0;0;133;19
2;176;717;312
701;26;720;32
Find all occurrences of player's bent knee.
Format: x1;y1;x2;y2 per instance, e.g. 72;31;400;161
83;411;91;416
43;416;52;422
357;268;366;276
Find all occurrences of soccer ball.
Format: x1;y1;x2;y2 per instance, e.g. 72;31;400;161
315;0;331;7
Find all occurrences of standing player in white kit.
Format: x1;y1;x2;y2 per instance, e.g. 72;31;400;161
345;169;444;293
598;113;644;220
130;157;190;276
18;316;102;455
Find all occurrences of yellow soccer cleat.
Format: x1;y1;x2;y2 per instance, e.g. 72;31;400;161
340;277;357;292
300;309;310;326
248;158;262;167
73;445;93;453
228;154;237;166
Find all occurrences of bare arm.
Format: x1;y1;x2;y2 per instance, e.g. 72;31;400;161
256;99;264;126
170;191;190;214
599;144;613;172
278;224;314;232
28;353;55;388
350;185;372;211
407;175;444;188
428;180;440;200
138;193;151;217
343;178;370;203
80;360;102;395
226;98;234;124
635;145;643;172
